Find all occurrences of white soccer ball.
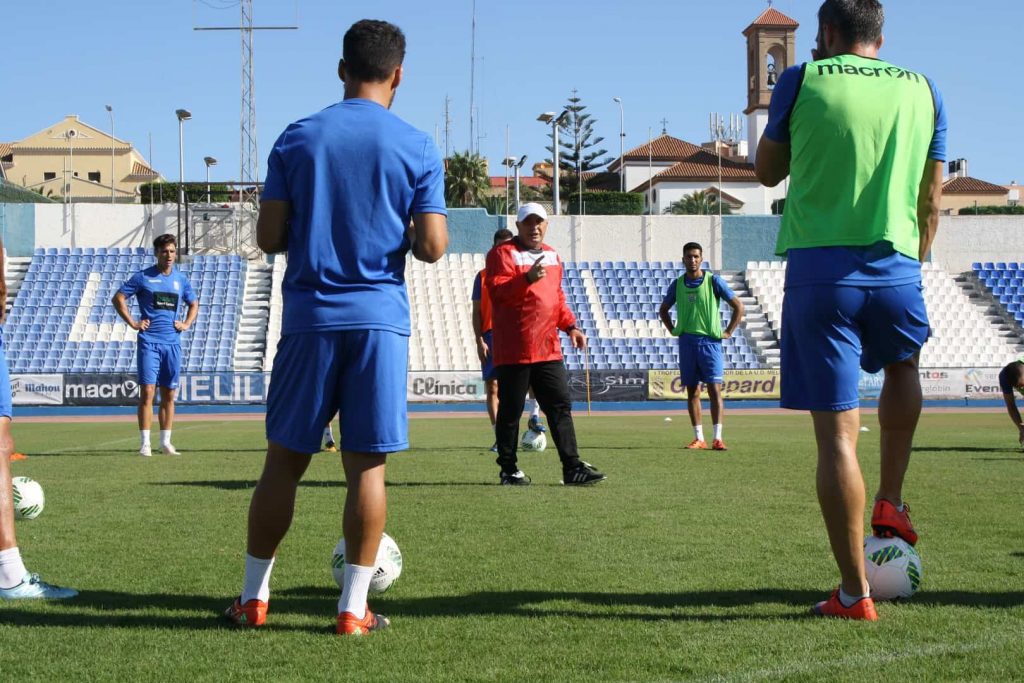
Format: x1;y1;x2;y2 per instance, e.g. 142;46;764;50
332;532;403;594
12;476;44;520
864;536;922;600
520;429;547;452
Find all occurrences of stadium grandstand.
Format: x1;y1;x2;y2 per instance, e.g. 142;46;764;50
0;205;1022;407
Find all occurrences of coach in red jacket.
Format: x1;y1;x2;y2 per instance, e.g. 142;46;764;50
485;202;606;486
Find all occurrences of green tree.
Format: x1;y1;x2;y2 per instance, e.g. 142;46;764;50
444;151;490;208
544;90;613;190
665;191;732;216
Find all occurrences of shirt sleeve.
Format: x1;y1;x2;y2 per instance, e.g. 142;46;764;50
712;274;736;302
486;246;529;305
118;272;142;299
412;139;448;215
661;281;677;308
762;65;805;144
261;130;290;201
926;77;948;162
182;276;198;306
471;272;482;302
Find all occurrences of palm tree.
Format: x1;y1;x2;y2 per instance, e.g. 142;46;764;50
444;151;489;208
664;190;732;216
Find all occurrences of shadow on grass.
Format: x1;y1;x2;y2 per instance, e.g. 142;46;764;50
152;480;517;490
4;586;1023;631
915;446;1016;454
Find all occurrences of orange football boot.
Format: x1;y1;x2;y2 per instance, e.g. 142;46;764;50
711;439;728;451
337;605;390;636
871;499;918;546
812;590;878;621
9;453;27;461
224;597;268;627
685;439;707;450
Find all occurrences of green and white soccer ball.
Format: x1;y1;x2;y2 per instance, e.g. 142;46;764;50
12;476;44;520
332;532;403;594
864;536;922;600
520;429;547;452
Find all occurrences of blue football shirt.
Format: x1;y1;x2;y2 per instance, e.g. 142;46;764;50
262;98;448;336
118;266;197;344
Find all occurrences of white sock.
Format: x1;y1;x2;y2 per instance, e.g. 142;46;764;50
160;430;171;448
694;425;704;441
713;424;723;440
839;586;869;607
0;547;29;589
528;399;540;419
338;563;375;618
324;424;335;443
241;553;275;603
140;431;151;448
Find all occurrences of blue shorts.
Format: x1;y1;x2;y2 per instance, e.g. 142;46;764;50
679;339;724;387
781;283;929;411
137;341;181;389
0;338;11;419
481;330;496;382
266;330;409;454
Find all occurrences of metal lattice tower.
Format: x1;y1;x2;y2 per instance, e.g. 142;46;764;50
240;0;258;212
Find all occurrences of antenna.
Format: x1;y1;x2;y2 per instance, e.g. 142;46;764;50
443;95;453;161
709;112;744;218
469;0;476;154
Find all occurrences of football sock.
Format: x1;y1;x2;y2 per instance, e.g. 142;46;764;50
324;424;335;444
713;424;723;440
896;502;905;512
528;399;540;419
338;564;375;619
694;425;704;441
160;430;171;448
838;586;869;608
140;431;151;448
0;547;28;589
241;553;275;603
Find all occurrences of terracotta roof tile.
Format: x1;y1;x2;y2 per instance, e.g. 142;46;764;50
942;176;1009;195
619;135;705;163
0;143;11;159
744;7;799;33
127;161;159;179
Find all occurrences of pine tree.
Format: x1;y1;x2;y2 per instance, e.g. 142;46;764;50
543;90;613;189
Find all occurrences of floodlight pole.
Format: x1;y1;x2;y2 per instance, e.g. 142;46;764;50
613;97;625;192
106;104;115;203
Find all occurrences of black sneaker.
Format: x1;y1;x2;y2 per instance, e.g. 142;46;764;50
499;470;531;486
562;461;606;486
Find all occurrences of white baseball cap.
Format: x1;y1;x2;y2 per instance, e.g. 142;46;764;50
516;202;548;223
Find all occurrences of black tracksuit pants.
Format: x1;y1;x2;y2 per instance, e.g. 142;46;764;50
494;360;581;474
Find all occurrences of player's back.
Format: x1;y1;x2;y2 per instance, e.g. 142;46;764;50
268;98;440;336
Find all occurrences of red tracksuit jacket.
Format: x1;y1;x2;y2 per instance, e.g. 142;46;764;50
485;238;576;367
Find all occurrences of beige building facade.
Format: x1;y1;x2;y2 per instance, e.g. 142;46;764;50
1;115;160;202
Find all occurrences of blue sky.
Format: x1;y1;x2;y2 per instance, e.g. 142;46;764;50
4;0;1021;185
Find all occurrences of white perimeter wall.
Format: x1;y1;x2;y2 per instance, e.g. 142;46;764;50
542;215;720;267
35;203;192;251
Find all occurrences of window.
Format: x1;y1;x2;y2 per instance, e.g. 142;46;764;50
43;172;56;181
88;171;101;182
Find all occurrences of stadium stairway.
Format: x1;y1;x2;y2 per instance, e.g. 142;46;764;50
3;255;31;318
960;264;1024;352
234;261;272;372
262;257;286;372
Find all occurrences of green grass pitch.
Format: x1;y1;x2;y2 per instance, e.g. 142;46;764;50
1;412;1022;681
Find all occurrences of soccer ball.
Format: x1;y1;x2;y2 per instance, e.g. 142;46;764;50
12;476;44;520
520;429;547;452
864;536;922;600
332;532;403;594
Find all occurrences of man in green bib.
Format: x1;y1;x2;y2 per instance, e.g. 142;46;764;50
659;242;744;451
997;357;1024;449
755;0;946;620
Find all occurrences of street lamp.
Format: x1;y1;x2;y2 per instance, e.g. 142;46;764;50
612;97;625;192
502;156;515;217
514;155;527;212
538;110;569;215
175;108;192;248
204;156;217;203
105;105;115;203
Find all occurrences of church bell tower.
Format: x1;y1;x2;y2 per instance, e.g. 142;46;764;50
743;4;798;164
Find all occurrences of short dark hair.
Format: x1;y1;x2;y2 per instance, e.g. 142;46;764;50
683;242;703;255
153;234;177;251
818;0;884;45
342;19;406;82
493;228;513;246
